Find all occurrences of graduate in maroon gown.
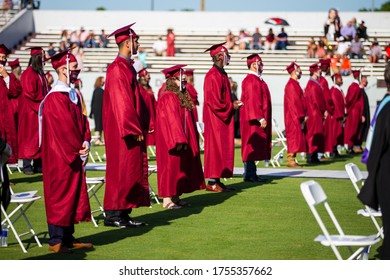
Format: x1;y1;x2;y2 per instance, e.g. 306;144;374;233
0;44;21;164
319;58;335;156
18;47;48;174
240;53;270;181
103;23;149;228
155;65;206;209
138;68;156;147
304;63;328;164
283;62;307;168
8;58;22;81
330;74;346;154
45;71;54;91
344;69;364;153
184;69;200;122
203;42;242;192
7;58;22;140
39;49;93;253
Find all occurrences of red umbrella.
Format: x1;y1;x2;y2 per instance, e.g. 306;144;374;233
265;17;289;26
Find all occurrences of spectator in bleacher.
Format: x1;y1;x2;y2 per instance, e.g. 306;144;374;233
340;53;351;76
368;40;382;63
275;27;288;50
385;42;390;63
284;62;306;168
203;42;241;192
166;28;175;56
340;20;356;42
357;20;369;41
238;29;250;50
69;30;79;46
90;76;105;145
98;29;109;48
251;27;263;50
46;43;56;57
103;23;149;228
324;8;342;41
8;58;22;80
60;29;69;45
58;41;67;53
316;39;326;58
335;36;351;56
2;0;13;10
19;47;48;175
225;30;236;50
240;53;272;179
348;35;365;59
152;36;166;56
71;42;84;70
0;43;21;165
85;31;98;48
45;71;53;91
78;27;89;48
344;69;364;153
264;28;276;50
307;37;317;58
330;54;340;74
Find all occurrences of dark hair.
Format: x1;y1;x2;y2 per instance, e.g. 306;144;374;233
30;54;43;73
385;62;390;91
94;76;104;89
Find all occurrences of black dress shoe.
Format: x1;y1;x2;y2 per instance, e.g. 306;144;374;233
244;176;268;183
216;182;235;191
126;218;146;227
23;167;34;175
104;219;133;228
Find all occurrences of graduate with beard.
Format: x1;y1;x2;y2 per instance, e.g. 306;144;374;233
155;65;205;209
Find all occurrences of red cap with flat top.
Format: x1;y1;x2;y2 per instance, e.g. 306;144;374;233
184;69;194;77
8;58;20;69
285;61;300;73
331;73;342;81
243;53;262;66
45;71;52;78
108;23;137;45
0;44;11;55
352;69;361;78
45;48;77;70
138;68;149;77
319;58;331;69
204;42;228;57
161;64;187;79
26;47;44;56
309;63;320;72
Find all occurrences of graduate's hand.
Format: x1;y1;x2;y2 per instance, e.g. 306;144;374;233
233;100;243;110
134;135;144;142
304;116;309;122
362;116;366;123
260;119;267;128
324;110;328;119
79;143;89;157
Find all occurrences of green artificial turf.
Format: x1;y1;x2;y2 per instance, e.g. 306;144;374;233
0;144;381;260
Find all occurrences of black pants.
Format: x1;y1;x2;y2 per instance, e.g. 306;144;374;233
23;158;42;172
243;161;257;179
48;224;75;246
104;209;132;222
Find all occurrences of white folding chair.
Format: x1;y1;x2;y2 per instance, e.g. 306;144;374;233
148;146;156;157
270;118;287;167
86;177;106;227
345;163;384;238
196;121;205;151
148;166;160;206
89;136;103;163
300;180;380;260
0;168;42;253
6;163;22;174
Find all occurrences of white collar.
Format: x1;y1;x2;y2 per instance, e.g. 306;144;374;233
248;70;261;78
49;80;78;105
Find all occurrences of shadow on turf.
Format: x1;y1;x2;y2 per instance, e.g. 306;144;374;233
23;177;278;260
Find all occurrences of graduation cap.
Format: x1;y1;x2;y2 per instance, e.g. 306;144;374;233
45;48;77;70
242;53;262;66
184;69;194;77
8;58;20;69
0;43;11;55
161;64;187;79
25;46;44;56
352;69;361;79
138;68;149;77
204;42;228;57
285;61;300;73
331;73;342;82
108;23;137;45
309;63;320;72
319;58;331;69
45;71;53;78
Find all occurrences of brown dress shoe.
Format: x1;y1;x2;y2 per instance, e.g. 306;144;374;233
205;184;223;192
66;239;94;249
286;161;303;168
49;243;73;254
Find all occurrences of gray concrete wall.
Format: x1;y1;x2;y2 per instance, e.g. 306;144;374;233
0;9;34;50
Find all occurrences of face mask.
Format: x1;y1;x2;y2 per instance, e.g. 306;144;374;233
0;60;6;66
296;71;302;79
223;53;230;66
70;69;81;84
181;80;187;92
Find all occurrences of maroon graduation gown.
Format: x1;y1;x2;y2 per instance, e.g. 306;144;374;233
344;81;364;147
139;85;156;146
41;88;91;226
18;66;48;159
330;85;345;146
0;74;21;163
203;65;235;178
319;76;334;153
304;79;326;153
283;78;307;153
103;56;150;210
155;91;205;197
186;83;199;122
240;73;272;161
